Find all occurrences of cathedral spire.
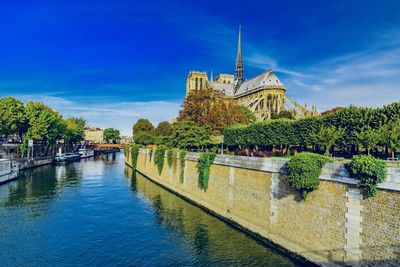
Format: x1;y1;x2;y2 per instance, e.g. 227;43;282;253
235;25;244;86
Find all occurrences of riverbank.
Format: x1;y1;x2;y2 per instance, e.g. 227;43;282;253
126;148;400;267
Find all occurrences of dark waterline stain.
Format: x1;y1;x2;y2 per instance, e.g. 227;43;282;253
0;152;301;266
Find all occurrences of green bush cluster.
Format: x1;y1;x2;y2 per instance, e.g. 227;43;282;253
197;152;216;191
347;155;387;197
223;103;400;154
154;145;167;175
179;150;187;183
286;152;332;199
167;148;174;168
130;144;141;170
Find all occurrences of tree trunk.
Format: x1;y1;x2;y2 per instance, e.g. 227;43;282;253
325;145;330;156
392;149;395;160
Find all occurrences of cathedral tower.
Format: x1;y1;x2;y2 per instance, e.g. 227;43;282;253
235;25;244;88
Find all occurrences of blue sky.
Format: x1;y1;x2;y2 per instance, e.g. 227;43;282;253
1;0;399;135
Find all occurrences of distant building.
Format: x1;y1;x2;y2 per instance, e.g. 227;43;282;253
84;126;104;143
120;136;133;145
186;26;317;120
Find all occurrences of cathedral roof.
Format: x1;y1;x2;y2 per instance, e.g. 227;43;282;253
235;69;284;96
212;82;235;97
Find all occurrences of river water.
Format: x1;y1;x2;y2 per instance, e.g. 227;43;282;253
0;152;302;266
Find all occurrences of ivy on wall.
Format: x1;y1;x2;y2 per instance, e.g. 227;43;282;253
197;152;216;191
347;155;386;197
167;148;174;168
154;145;167;175
130;144;141;170
179;150;187;183
287;152;331;200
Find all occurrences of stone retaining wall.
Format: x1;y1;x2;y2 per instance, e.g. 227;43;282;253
126;149;400;266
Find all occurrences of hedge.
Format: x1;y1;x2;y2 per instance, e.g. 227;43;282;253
223;102;400;152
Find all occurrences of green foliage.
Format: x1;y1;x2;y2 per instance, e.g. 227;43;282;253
154;121;172;136
170;121;211;149
134;131;155;146
154;145;167;175
130;144;141;170
355;126;381;155
103;128;121;143
223;119;297;147
24;101;65;146
197;152;216;191
179;150;187;183
347;155;386;197
312;126;345;155
271;110;295;120
132;118;155;145
380;120;400;159
0;96;28;139
132;118;154;135
287;152;332;199
167;148;174;168
63;117;86;145
239;106;257;123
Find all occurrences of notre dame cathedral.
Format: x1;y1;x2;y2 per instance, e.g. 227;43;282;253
186;26;317;121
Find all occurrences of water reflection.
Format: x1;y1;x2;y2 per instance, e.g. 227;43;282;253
1;164;82;215
126;166;300;266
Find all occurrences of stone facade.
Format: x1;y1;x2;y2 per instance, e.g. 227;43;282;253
126;149;400;266
84;126;104;143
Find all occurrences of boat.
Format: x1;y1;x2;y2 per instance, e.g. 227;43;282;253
78;148;95;159
0;159;19;184
54;153;80;163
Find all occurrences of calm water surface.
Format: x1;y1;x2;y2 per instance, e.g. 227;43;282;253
0;152;301;266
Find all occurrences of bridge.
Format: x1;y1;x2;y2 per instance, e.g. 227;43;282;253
86;144;126;150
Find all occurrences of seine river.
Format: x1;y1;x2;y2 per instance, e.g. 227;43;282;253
0;152;302;266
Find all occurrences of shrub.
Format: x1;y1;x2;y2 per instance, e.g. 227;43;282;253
179;150;187;183
347;155;386;197
167;148;174;168
287;152;331;199
154;145;167;175
197;152;216;191
130;144;141;170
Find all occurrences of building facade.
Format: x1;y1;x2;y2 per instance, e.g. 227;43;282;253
84;126;104;144
186;26;317;121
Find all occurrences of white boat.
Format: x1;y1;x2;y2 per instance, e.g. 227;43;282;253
0;159;19;184
78;148;95;159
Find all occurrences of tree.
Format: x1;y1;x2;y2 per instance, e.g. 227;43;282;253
0;96;28;141
103;128;121;143
170;121;211;149
132;119;154;136
178;89;250;134
355;126;381;155
380;120;400;159
154;121;172;136
24;101;65;145
313;126;345;155
271;110;295;120
134;131;155;146
63;117;86;147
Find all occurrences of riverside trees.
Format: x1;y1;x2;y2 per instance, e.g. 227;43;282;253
0;96;86;156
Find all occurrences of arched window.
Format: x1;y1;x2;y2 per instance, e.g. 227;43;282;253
195;78;198;90
200;78;203;90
